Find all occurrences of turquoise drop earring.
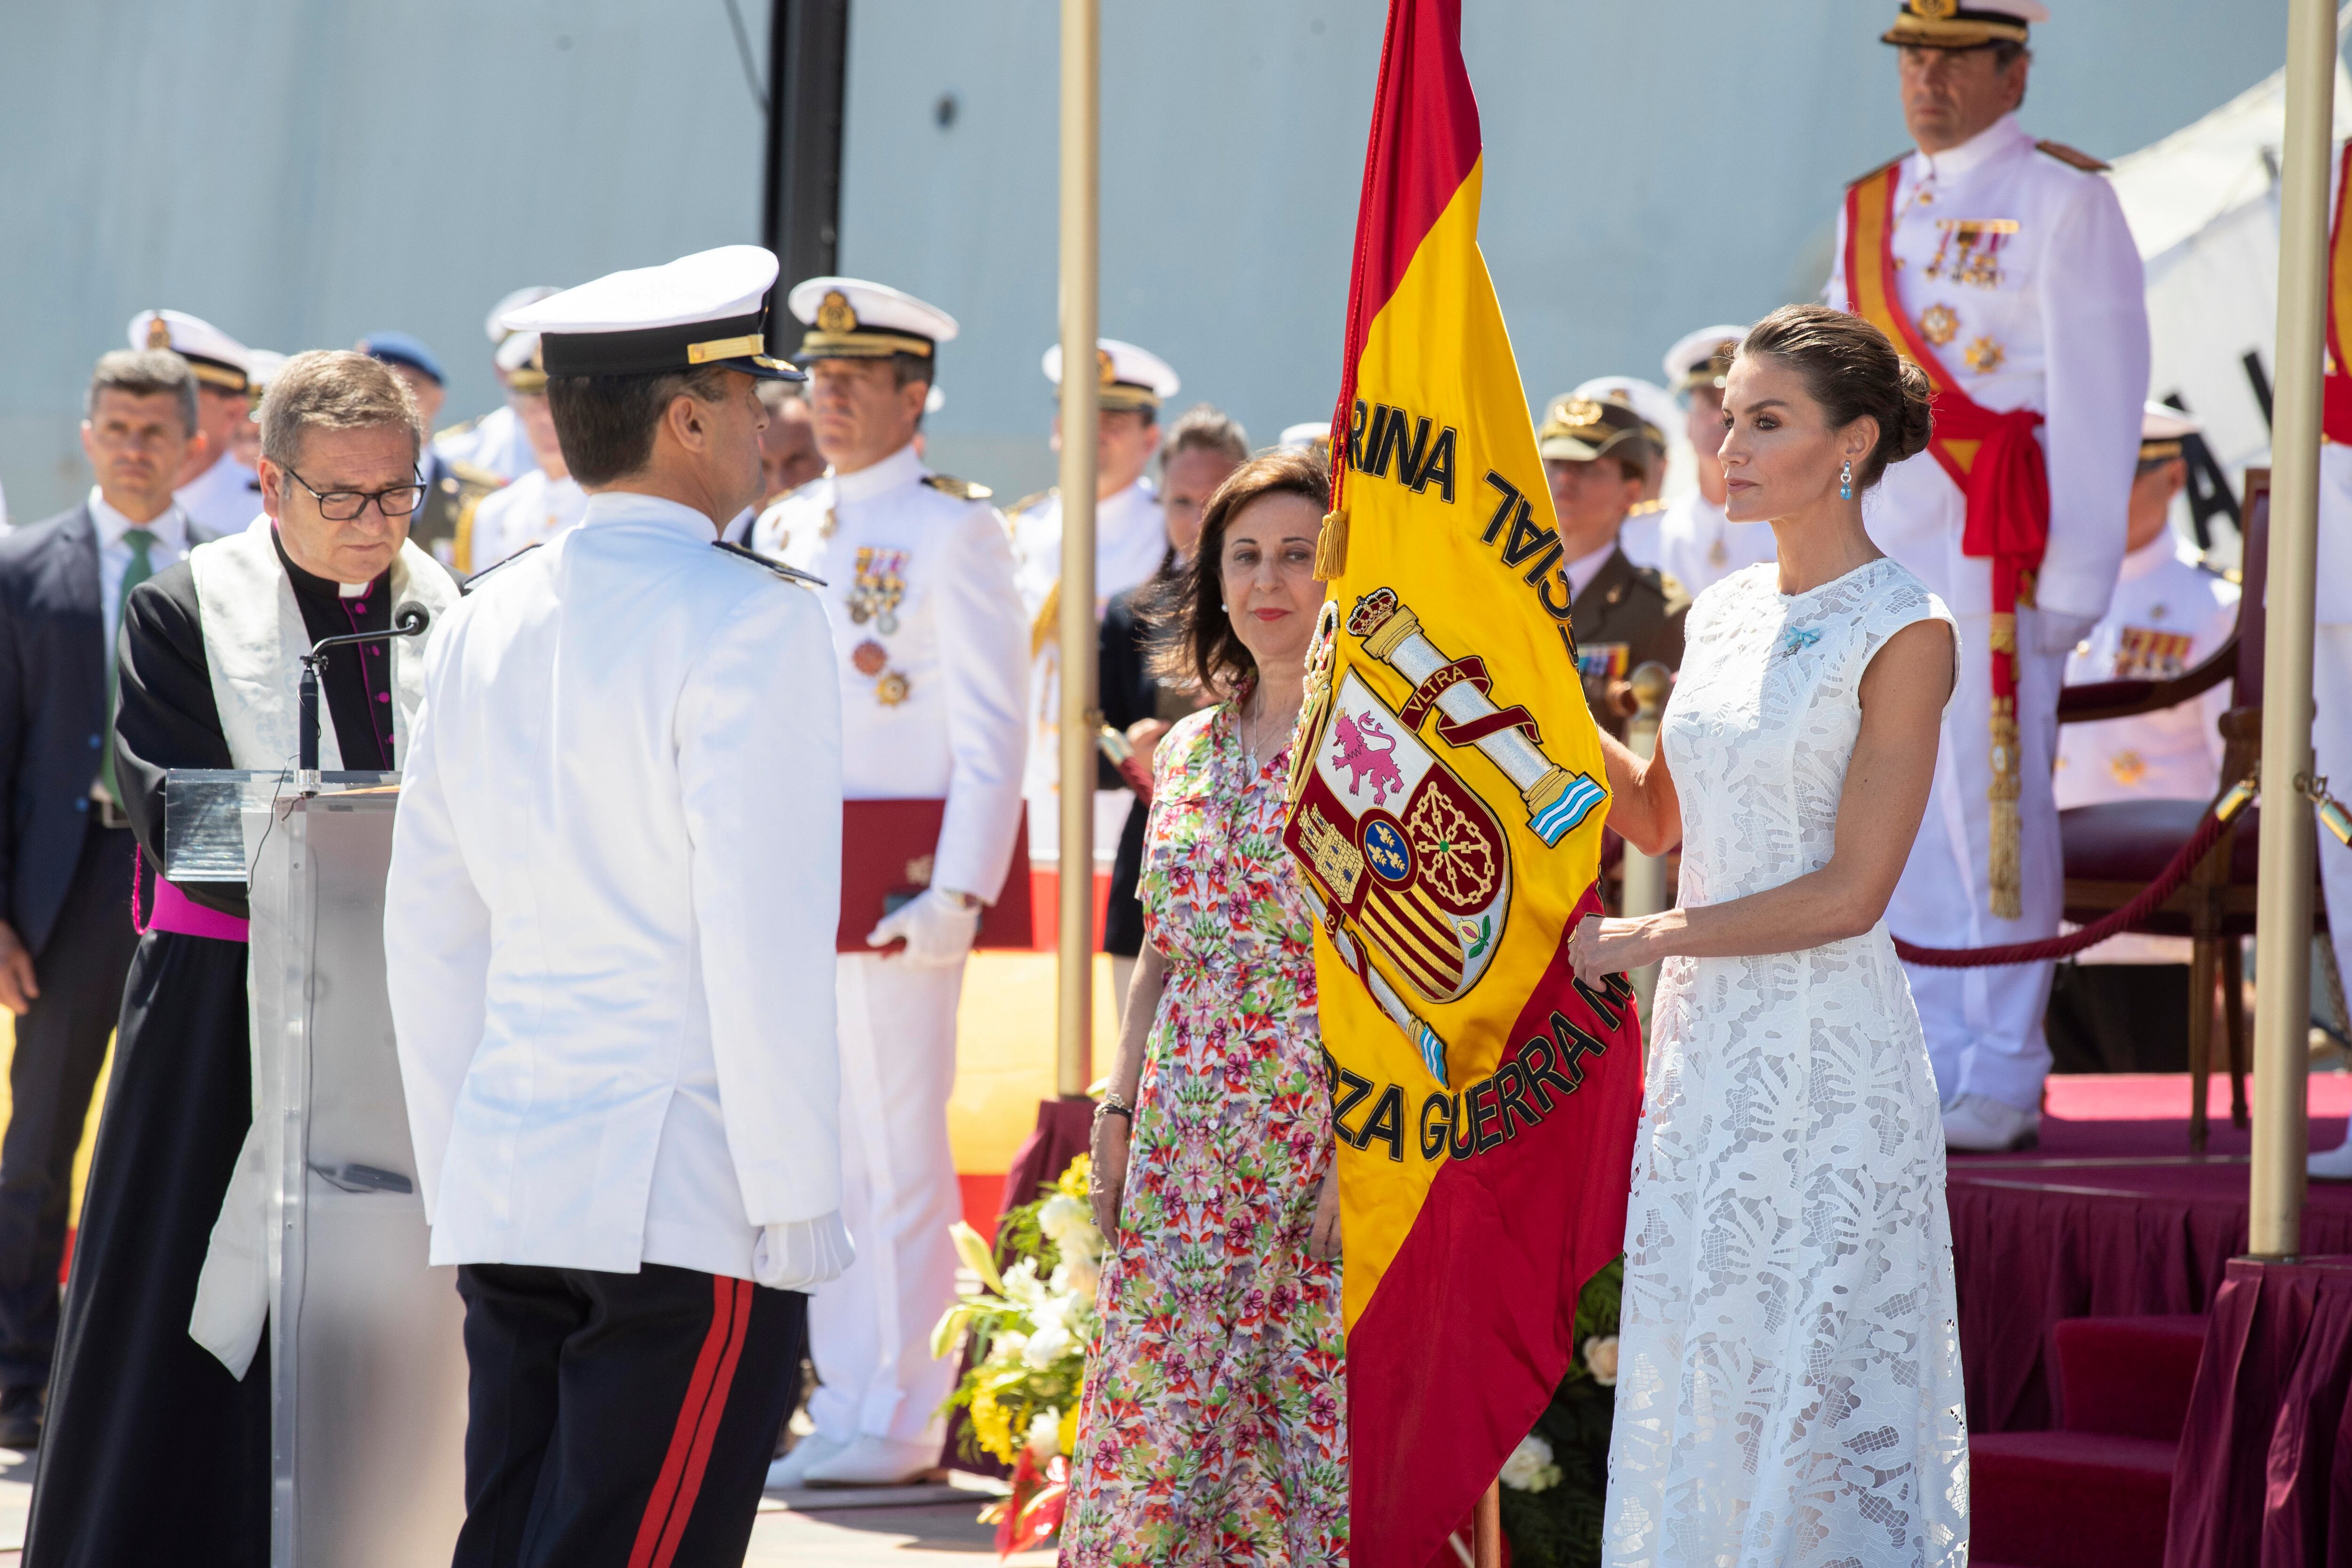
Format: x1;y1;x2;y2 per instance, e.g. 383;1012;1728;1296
1839;459;1853;501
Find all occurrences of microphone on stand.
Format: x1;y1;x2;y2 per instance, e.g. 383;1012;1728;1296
298;603;433;776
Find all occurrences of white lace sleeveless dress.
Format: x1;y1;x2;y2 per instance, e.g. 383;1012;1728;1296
1601;558;1969;1568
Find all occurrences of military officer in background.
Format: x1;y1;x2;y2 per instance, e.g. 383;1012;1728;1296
463;332;587;572
431;285;561;482
359;330;501;570
747;278;1028;1488
1653;325;1778;598
1828;0;2149;1150
1006;339;1182;856
2045;405;2237;1072
1569;373;1677;567
387;247;847;1565
1536;392;1687;737
130;311;259;537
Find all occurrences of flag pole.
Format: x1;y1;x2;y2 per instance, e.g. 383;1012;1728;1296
2248;0;2335;1258
1055;0;1100;1100
1470;1480;1501;1568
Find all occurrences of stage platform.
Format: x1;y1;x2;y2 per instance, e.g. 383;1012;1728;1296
1950;1071;2352;1435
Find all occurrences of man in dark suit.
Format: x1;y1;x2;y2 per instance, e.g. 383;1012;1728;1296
1536;391;1690;736
0;348;208;1448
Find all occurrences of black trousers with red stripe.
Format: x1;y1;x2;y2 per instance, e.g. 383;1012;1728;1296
454;1262;804;1568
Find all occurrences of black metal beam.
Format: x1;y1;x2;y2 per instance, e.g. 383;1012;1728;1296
764;0;850;286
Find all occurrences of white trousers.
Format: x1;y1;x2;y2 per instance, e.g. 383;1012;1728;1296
2317;626;2352;1016
1887;610;2070;1112
806;952;965;1448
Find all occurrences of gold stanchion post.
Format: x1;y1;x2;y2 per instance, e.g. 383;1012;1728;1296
1055;0;1101;1100
2248;0;2335;1259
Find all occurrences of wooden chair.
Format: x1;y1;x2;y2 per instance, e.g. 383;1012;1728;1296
2056;471;2331;1152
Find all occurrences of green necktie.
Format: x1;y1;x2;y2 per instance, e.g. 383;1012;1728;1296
98;528;156;804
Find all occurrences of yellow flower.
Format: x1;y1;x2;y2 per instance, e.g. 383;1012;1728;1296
1057;1402;1079;1457
969;1385;1017;1466
1057;1154;1091;1200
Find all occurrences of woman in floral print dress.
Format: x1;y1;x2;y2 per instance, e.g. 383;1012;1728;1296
1063;450;1348;1564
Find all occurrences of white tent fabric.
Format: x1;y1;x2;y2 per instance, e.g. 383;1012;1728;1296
2109;20;2352;497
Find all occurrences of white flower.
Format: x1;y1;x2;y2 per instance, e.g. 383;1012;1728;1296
1053;1252;1103;1300
1026;1407;1062;1460
1023;1320;1072;1370
1037;1193;1090;1246
985;1329;1030;1369
1584;1334;1619;1387
1000;1258;1048;1309
1498;1433;1561;1493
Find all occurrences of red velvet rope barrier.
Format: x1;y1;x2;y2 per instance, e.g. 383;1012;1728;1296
1891;801;2234;968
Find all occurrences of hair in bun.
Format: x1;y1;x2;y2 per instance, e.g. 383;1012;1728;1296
1735;303;1934;491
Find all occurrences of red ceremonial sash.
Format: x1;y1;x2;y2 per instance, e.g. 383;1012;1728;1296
2324;140;2352;443
1843;159;2050;917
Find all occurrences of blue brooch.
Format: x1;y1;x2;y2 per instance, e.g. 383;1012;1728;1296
1779;625;1821;657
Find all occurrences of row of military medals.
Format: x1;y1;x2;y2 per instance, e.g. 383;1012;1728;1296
847;542;912;707
1915;217;2016;375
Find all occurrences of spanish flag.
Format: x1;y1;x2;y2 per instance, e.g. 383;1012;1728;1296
1281;0;1641;1558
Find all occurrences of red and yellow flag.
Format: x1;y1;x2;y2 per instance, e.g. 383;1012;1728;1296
1281;2;1641;1557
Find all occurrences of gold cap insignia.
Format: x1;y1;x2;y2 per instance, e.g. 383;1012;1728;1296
815;290;858;334
1558;397;1605;429
145;317;172;349
1097;347;1117;387
1909;0;1960;17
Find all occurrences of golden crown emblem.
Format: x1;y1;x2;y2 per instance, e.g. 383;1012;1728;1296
144;317;172;349
1096;347;1117;386
1557;396;1606;428
815;290;858;334
1908;0;1961;18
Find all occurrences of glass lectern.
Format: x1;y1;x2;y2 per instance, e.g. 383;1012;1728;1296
165;770;468;1566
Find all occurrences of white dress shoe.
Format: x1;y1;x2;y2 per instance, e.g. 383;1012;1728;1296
2309;1136;2352;1180
1942;1093;2041;1153
798;1433;941;1488
765;1433;845;1489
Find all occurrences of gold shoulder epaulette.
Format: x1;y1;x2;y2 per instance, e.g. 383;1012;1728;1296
713;539;826;588
1627;498;1667;517
1005;487;1055;519
1847;151;1908;189
2035;140;2110;173
433;414;484;443
922;473;993;502
447;460;504;496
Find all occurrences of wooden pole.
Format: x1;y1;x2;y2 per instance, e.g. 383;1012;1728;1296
2248;0;2335;1259
1054;0;1100;1100
1471;1480;1501;1568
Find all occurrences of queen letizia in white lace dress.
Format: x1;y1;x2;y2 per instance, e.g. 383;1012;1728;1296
1602;557;1968;1568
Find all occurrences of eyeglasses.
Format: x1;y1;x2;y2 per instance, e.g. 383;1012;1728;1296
282;465;426;521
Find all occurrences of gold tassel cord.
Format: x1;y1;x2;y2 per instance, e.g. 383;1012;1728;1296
1314;507;1350;580
1987;697;2023;921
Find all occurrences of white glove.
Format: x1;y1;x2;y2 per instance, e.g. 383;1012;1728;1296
753;1212;855;1292
2032;607;2100;658
866;887;982;968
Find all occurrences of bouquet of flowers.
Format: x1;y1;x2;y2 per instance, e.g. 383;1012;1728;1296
1497;1254;1622;1568
932;1154;1104;1553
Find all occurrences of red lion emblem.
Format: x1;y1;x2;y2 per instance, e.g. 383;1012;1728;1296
1331;711;1405;806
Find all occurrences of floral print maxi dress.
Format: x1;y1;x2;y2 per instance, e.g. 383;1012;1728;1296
1062;703;1349;1565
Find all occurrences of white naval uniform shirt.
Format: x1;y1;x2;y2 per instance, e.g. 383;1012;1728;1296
750;443;1029;902
172;451;261;541
1826;113;2149;622
2054;533;2237;964
1008;479;1166;805
1654;491;1776;601
432;403;541;484
384;492;845;1280
468;468;588;570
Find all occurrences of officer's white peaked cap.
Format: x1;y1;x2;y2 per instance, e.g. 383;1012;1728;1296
127;309;251;391
786;277;958;361
502;246;800;381
1661;325;1750;395
1571;376;1678;450
1042;339;1180;412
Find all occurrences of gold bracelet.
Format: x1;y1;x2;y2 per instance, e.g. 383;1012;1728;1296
1096;1094;1135;1122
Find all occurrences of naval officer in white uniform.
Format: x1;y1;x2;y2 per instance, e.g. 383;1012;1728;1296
462;332;589;571
1653;325;1779;598
1827;0;2149;1149
432;285;562;483
129;311;260;538
747;278;1029;1487
385;245;850;1567
1006;339;1182;852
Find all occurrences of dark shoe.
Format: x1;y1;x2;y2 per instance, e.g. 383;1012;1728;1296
0;1388;43;1450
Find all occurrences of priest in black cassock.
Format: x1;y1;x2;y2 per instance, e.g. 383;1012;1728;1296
24;350;457;1568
